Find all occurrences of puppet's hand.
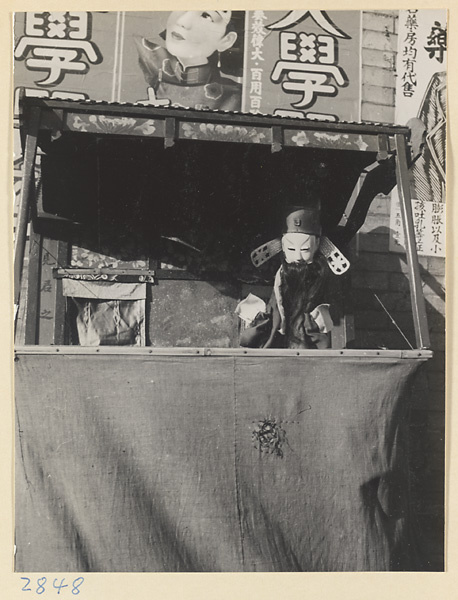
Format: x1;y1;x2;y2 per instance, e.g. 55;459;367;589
240;313;271;348
303;306;332;350
309;304;333;333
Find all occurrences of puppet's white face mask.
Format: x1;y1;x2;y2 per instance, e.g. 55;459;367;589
281;233;320;264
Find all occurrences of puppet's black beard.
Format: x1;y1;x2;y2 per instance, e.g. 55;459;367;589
281;258;325;348
281;260;321;310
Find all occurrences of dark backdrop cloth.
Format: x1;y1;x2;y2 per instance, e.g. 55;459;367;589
15;353;426;572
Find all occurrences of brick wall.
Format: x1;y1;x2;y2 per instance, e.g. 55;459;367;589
359;10;445;570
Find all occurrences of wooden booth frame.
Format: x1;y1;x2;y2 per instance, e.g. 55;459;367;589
14;94;431;356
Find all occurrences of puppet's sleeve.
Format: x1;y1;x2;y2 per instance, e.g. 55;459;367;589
309;304;333;333
303;304;333;349
239;290;283;349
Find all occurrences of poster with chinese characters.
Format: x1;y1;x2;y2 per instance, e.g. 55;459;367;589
13;12;113;108
12;9;446;258
390;9;446;257
242;10;361;121
13;11;247;111
13;11;360;120
12;9;362;242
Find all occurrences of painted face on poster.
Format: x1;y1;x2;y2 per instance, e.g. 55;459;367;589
165;10;237;67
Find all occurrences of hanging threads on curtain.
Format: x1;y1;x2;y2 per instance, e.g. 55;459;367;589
83;302;91;330
113;300;122;343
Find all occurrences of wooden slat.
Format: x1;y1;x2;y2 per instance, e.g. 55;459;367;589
154;269;236;281
164;117;176;148
377;134;389;161
14;106;40;309
62;111;164;138
329;275;355;350
53;241;69;345
178;121;271;145
394;133;430;349
24;228;41;345
14;345;433;360
271;125;283;153
37;238;58;344
284;128;380;152
54;268;155;280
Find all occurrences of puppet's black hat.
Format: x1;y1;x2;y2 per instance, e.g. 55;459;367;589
283;205;322;236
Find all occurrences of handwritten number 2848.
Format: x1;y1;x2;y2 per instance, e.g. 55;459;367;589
20;577;84;595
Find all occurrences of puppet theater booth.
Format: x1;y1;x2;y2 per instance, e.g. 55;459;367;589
15;96;432;572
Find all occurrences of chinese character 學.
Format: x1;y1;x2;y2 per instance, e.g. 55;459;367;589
271;31;347;109
425;21;447;63
15;12;101;86
266;10;350;39
25;12;91;39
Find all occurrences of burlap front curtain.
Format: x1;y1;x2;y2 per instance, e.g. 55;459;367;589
15;353;426;572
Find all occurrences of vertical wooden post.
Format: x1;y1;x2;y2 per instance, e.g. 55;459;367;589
14;106;40;311
24;226;41;345
394;133;430;348
53;241;69;345
329;272;354;349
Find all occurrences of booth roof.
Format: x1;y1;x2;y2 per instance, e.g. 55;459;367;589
19;93;410;132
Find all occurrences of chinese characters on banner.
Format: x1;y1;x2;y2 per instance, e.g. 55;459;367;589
243;10;360;121
390;9;446;257
13;11;114;245
246;11;267;115
13;11;105;107
15;12;101;86
14;10;361;121
12;10;362;236
13;10;446;258
391;199;445;256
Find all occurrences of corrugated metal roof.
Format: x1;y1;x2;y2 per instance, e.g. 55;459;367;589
19;93;409;131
